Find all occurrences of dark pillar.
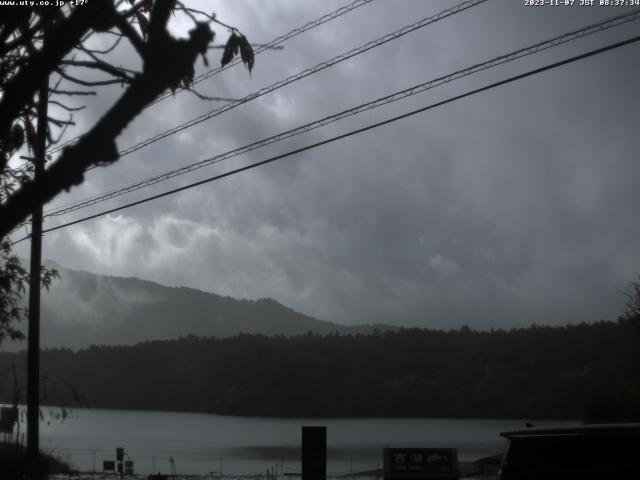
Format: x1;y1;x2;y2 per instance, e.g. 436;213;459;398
27;78;48;480
302;426;326;480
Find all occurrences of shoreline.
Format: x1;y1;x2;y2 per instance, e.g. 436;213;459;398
47;459;489;480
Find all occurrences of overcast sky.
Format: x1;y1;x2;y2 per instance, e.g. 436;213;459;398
11;0;640;330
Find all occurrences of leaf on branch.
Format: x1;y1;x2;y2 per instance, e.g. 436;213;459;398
9;124;24;151
136;12;149;39
179;67;195;91
238;35;254;73
221;32;239;67
41;266;59;290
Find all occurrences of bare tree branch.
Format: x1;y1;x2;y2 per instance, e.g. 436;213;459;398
111;10;146;56
48;100;86;113
0;0;215;238
183;88;238;102
61;59;136;82
55;67;126;87
79;35;124;55
0;0;117;136
0;14;47;57
49;89;97;96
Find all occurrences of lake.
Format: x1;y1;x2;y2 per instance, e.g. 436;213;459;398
22;407;575;476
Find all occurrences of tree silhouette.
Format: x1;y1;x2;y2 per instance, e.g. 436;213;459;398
0;242;57;343
0;0;254;238
621;277;640;328
0;0;254;343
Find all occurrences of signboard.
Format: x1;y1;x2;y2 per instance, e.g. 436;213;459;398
384;448;458;480
103;461;116;472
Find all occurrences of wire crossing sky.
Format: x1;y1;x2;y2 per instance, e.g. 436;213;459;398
7;0;640;336
11;33;640;243
40;8;640;220
112;0;488;159
12;0;489;230
46;0;376;156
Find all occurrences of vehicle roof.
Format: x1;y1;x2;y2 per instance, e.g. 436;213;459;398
500;423;640;439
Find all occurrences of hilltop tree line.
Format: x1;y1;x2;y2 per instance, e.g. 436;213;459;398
1;319;639;421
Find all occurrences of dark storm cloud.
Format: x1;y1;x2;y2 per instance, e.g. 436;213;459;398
12;0;640;330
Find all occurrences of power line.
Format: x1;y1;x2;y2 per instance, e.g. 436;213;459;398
15;0;482;203
156;0;375;102
45;0;376;156
10;33;640;246
42;8;640;219
9;6;639;233
9;0;375;209
89;0;488;161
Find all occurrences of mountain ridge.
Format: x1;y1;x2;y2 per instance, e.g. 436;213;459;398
2;262;391;351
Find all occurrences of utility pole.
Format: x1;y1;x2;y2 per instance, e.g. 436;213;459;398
27;77;48;480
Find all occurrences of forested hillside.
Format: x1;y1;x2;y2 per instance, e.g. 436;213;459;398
8;263;363;351
1;321;639;420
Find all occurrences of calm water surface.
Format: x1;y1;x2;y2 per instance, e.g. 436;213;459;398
26;408;575;475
